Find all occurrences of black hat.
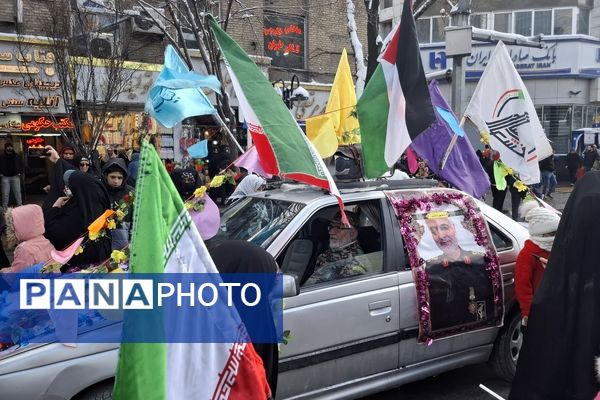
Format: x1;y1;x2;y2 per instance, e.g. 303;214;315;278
4;142;13;148
328;210;359;227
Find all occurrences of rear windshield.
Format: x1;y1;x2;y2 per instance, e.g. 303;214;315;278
206;197;304;250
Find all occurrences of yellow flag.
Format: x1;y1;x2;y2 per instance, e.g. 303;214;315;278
327;48;360;144
306;48;360;158
306;114;338;158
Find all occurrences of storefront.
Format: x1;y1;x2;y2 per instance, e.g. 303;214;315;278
0;36;73;198
421;35;600;155
85;109;174;162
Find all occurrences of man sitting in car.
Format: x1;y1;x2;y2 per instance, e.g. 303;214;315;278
305;211;367;285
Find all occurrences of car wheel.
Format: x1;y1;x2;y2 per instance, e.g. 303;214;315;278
73;380;113;400
489;310;523;382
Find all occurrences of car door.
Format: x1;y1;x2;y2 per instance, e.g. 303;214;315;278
276;199;400;399
389;192;509;368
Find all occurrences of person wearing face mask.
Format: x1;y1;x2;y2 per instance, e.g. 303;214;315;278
0;142;23;209
305;211;366;285
514;201;560;328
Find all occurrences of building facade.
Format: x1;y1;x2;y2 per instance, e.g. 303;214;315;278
0;0;367;194
380;0;600;155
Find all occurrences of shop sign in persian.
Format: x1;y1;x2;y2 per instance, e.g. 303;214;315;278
0;43;65;113
386;189;504;344
21;116;74;132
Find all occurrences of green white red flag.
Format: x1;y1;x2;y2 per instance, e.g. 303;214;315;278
112;141;271;400
208;15;348;224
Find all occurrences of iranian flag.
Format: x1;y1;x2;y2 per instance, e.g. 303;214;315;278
112;141;271;400
357;0;436;179
208;15;348;223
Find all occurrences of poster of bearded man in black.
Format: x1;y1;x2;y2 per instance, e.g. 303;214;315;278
415;206;493;333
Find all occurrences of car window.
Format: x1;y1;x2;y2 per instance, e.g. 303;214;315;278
279;201;384;287
487;222;513;251
206;197;304;250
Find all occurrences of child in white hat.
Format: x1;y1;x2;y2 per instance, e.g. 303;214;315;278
514;201;560;327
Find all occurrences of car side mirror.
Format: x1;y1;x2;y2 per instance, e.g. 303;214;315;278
282;273;299;298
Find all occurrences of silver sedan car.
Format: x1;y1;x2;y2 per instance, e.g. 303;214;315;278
0;180;529;399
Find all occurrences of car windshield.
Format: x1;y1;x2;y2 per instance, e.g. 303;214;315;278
206;197;304;249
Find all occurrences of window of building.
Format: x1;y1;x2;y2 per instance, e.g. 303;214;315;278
382;0;394;9
380;20;393;39
431;17;445;43
577;8;590;35
534;9;552;35
554;8;573;35
493;12;512;33
470;13;488;29
514;10;533;36
416;18;431;44
540;105;573;154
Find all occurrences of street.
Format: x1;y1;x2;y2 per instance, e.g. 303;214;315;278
366;363;510;400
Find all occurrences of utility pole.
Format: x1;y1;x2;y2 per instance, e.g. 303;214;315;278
444;0;544;116
447;0;470;116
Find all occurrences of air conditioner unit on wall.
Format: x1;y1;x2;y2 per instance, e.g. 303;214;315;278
90;33;115;58
131;6;165;35
74;33;116;58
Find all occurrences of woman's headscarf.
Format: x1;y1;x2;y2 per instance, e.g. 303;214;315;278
509;171;600;400
229;174;265;201
44;170;111;267
209;240;279;398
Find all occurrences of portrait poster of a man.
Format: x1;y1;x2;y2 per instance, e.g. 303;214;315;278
415;206;495;333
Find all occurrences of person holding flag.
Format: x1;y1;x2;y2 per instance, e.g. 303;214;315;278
112;141;275;400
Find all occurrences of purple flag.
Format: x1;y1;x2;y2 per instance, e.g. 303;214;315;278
411;80;490;198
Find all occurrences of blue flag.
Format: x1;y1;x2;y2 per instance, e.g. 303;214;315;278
145;45;221;128
435;106;464;137
187;139;208;159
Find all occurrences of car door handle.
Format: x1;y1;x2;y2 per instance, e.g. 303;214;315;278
369;299;392;316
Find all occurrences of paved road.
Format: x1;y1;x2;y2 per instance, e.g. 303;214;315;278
365;363;510;400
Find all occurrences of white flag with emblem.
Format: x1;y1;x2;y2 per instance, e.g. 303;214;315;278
464;41;552;184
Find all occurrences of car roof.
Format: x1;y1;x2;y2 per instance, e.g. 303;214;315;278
256;179;440;204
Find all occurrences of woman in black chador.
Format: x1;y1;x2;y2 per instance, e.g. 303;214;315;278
209;240;279;400
509;171;600;400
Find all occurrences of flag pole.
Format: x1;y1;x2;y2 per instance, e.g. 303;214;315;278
438;116;465;170
210;108;244;154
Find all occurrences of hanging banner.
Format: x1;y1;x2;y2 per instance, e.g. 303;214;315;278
386;189;504;343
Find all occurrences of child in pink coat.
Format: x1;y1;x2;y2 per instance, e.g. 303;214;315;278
2;204;55;273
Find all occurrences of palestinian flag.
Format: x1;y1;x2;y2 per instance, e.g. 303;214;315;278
357;0;436;178
112;141;271;400
208;15;348;224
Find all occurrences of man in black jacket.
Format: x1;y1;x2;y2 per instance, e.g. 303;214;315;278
539;153;556;199
566;148;582;185
0;142;23;209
